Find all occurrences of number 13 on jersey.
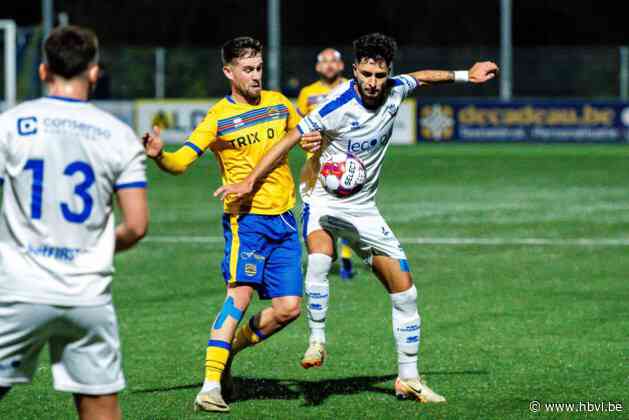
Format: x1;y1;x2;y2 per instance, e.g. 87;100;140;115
23;159;95;223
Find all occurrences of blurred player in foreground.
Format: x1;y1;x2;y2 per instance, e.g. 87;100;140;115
142;37;320;413
297;48;356;281
215;33;498;403
0;26;148;420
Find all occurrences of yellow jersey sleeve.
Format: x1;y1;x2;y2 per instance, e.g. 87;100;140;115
188;109;218;152
155;108;218;175
281;94;301;131
296;88;309;117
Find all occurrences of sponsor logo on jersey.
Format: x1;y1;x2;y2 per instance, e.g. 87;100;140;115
244;263;257;276
346;127;393;153
27;244;82;262
240;250;266;261
17;116;38;136
42;118;111;140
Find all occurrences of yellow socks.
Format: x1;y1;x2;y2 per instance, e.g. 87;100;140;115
204;340;231;382
231;317;267;355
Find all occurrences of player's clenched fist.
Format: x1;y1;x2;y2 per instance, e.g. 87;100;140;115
469;61;499;83
142;125;165;159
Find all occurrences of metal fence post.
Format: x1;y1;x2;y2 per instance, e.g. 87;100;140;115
620;46;628;101
155;47;166;98
500;0;512;101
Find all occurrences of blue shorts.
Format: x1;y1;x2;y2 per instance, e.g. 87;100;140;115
221;211;303;300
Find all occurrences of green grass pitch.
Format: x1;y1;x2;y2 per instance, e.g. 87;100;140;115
1;144;627;419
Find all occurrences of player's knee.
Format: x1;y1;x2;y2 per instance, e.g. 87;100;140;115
390;285;418;315
306;253;333;280
274;300;301;324
229;285;254;309
75;393;121;420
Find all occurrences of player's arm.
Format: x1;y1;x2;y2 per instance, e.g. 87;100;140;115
409;61;499;86
142;126;199;175
114;187;148;252
287;93;321;154
214;127;316;200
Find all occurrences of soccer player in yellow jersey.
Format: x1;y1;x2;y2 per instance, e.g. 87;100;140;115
297;48;356;282
296;48;346;117
142;37;320;413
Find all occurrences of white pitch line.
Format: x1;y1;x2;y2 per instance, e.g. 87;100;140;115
143;236;629;247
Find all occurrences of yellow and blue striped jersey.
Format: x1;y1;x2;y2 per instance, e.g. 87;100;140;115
296;78;347;117
186;90;300;215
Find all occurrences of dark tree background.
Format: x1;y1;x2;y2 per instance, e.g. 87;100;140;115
3;0;628;47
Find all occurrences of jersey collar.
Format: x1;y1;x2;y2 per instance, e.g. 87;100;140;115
46;95;88;103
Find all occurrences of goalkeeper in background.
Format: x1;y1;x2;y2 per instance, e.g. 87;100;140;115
297;48;356;281
143;37;320;413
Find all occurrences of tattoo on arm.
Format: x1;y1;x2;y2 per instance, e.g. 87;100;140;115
409;70;455;86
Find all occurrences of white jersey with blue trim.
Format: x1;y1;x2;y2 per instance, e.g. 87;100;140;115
0;97;147;306
297;74;417;209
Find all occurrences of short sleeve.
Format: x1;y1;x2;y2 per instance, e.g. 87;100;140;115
282;96;301;131
296;88;309;117
392;74;418;99
297;109;326;134
114;129;147;191
186;109;218;156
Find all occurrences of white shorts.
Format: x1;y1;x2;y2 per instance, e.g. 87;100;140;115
301;201;408;265
0;302;125;395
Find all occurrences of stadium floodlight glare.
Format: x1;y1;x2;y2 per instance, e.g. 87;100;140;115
0;19;17;110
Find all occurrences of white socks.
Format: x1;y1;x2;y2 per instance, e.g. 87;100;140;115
305;253;332;344
201;380;220;393
390;285;421;380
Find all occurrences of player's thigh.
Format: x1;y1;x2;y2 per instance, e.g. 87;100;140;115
371;255;413;293
302;203;335;256
221;214;271;287
263;229;303;300
49;304;125;395
0;302;55;386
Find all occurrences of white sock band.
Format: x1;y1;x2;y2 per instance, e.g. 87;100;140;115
390;285;421;380
305;253;332;343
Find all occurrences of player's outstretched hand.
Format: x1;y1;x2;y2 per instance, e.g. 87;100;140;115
213;179;254;201
299;131;323;153
469;61;499;83
142;125;165;159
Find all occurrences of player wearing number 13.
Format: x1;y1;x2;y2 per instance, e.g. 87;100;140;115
0;26;148;420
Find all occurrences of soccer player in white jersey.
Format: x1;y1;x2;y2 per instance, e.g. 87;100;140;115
216;33;497;403
0;26;148;420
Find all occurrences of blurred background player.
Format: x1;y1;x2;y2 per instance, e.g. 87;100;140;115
297;48;355;281
215;32;498;404
0;26;148;420
142;37;320;413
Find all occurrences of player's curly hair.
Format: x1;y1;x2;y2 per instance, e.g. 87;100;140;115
353;33;397;67
221;36;263;65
